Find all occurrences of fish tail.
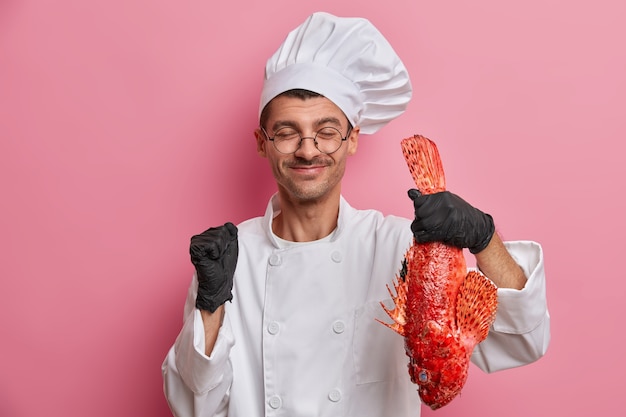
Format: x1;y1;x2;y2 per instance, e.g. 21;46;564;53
401;134;446;194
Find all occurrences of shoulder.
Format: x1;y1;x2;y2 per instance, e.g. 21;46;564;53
235;216;265;237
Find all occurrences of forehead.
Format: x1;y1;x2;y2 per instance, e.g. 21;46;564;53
264;95;347;128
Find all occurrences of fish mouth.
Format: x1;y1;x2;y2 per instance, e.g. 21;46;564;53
418;385;459;410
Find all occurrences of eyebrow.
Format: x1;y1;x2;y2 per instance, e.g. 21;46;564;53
271;117;344;132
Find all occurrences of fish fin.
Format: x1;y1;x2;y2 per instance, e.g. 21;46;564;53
401;134;446;194
376;275;408;337
455;271;498;345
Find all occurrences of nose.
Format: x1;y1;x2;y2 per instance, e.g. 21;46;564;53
293;136;321;159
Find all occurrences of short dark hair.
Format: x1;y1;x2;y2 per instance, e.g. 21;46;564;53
259;89;353;132
259;89;323;129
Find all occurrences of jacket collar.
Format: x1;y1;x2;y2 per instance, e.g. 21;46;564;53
263;193;356;248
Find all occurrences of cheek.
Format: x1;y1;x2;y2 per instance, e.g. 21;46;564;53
266;154;286;178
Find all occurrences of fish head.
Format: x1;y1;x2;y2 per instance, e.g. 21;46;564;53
406;320;470;410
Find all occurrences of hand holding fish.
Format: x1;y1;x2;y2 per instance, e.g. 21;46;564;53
408;189;495;254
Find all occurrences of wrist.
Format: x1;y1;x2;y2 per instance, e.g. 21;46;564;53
468;213;495;254
200;306;225;325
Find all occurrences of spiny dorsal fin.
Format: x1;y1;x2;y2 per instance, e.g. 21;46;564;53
376;275;408;337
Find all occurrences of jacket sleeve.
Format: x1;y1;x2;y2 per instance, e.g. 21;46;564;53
471;240;551;373
162;274;235;417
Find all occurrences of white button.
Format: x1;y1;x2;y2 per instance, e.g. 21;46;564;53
268;395;282;409
267;321;280;335
332;320;345;334
331;251;342;263
328;388;342;402
269;254;282;266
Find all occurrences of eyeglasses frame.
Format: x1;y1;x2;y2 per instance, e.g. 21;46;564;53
260;125;353;155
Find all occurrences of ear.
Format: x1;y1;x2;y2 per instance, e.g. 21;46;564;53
254;128;268;158
347;126;360;156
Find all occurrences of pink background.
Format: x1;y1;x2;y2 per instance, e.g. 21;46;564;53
1;0;624;416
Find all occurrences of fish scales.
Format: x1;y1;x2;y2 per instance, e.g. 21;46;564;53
378;134;498;410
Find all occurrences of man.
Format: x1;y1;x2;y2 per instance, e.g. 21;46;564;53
162;12;550;417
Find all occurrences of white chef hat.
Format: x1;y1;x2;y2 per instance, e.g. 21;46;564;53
259;11;412;134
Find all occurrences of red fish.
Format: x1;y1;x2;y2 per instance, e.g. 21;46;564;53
379;134;498;410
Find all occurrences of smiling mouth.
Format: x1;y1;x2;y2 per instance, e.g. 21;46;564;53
291;164;326;170
289;165;327;177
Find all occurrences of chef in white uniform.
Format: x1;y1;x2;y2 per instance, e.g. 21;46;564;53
162;11;550;417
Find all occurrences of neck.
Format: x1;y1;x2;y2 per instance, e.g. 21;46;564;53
272;190;341;242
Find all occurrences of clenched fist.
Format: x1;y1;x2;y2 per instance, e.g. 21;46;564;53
190;222;238;313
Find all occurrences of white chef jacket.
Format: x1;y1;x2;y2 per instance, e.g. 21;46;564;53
162;194;550;417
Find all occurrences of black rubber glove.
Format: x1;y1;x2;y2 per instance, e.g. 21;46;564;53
408;189;495;254
190;222;238;313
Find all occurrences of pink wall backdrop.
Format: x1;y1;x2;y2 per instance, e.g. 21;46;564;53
1;0;624;416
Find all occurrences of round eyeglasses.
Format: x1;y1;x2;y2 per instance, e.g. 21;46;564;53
262;126;351;155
